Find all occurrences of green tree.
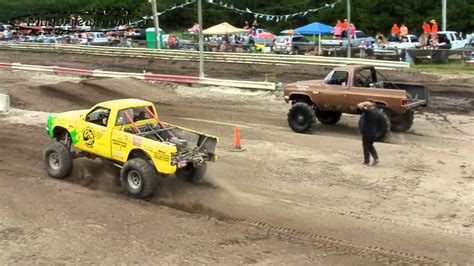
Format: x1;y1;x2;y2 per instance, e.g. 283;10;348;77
1;0;472;35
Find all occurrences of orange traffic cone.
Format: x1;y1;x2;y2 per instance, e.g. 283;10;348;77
234;127;241;149
230;127;245;152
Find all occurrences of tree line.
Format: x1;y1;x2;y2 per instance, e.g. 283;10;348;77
1;0;473;36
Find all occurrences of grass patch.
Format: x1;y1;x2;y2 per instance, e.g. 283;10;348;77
410;59;473;75
265;74;279;83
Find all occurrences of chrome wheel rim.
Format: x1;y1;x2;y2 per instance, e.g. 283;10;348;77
127;170;142;190
49;153;60;170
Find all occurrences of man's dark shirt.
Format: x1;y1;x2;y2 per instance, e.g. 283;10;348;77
360;108;379;138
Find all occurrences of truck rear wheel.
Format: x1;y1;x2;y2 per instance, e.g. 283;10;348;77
391;110;414;132
121;158;158;199
376;109;391;141
288;102;315;133
316;110;342;125
176;162;207;184
358;109;391;142
44;142;73;179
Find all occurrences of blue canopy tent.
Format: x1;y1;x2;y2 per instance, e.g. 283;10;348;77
294;22;334;53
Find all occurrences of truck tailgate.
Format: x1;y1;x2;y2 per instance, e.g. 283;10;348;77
384;82;429;108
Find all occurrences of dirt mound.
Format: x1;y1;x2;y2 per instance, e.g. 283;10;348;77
0;75;178;112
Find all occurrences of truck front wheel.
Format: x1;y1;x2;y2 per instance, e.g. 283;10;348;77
44;142;73;179
316;110;342;125
288;102;316;133
391;110;414;132
176;162;207;184
121;158;158;199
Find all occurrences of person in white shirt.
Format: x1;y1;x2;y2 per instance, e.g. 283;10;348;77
3;29;9;41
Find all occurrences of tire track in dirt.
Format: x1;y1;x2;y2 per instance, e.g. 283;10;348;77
156;200;446;265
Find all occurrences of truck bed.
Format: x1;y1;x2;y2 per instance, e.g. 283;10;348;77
375;81;429;107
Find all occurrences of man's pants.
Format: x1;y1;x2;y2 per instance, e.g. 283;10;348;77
362;136;378;163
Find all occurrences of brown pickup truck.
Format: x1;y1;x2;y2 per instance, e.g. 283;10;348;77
284;65;429;140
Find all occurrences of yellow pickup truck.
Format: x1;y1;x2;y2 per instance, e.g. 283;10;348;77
44;98;218;198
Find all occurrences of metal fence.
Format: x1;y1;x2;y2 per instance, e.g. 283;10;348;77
0;42;410;69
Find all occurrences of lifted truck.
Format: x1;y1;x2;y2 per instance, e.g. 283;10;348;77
284;65;429;140
44;99;218;198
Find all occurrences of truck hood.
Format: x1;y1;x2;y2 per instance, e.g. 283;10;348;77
53;109;89;120
286;79;324;89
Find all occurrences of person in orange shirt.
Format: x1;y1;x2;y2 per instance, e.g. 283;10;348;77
430;20;439;48
400;24;408;36
341;19;349;31
421;22;431;46
430;20;438;36
390;24;400;41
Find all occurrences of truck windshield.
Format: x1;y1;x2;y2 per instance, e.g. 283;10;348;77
86;107;111;127
116;106;155;126
324;71;349;86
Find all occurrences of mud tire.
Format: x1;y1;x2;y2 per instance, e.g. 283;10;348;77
316;110;342;125
288;102;316;133
375;109;391;141
44;142;73;179
391;110;414;132
176;162;207;184
121;158;158;199
358;109;391;142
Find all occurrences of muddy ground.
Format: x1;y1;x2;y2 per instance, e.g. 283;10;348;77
0;68;473;264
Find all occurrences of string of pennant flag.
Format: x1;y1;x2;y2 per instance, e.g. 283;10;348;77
133;0;340;25
207;0;341;22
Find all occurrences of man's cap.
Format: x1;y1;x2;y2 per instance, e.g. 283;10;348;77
430;19;436;23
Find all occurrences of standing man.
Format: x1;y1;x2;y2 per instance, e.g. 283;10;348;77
357;101;380;166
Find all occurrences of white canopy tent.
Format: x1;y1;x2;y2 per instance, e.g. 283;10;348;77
202;22;249;35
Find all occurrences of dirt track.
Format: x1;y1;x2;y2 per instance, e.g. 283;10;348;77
0;70;473;264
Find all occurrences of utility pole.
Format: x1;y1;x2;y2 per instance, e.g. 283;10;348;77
198;0;204;78
150;0;161;49
442;0;447;31
347;0;351;58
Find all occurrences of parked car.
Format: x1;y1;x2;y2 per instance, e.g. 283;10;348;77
0;23;12;31
273;35;315;55
386;35;420;49
127;28;146;40
162;34;192;49
321;30;374;47
80;32;109;46
463;37;474;60
437;31;468;50
374;35;420;57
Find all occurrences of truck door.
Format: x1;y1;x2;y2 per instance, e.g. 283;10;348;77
319;70;350;111
75;106;113;158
